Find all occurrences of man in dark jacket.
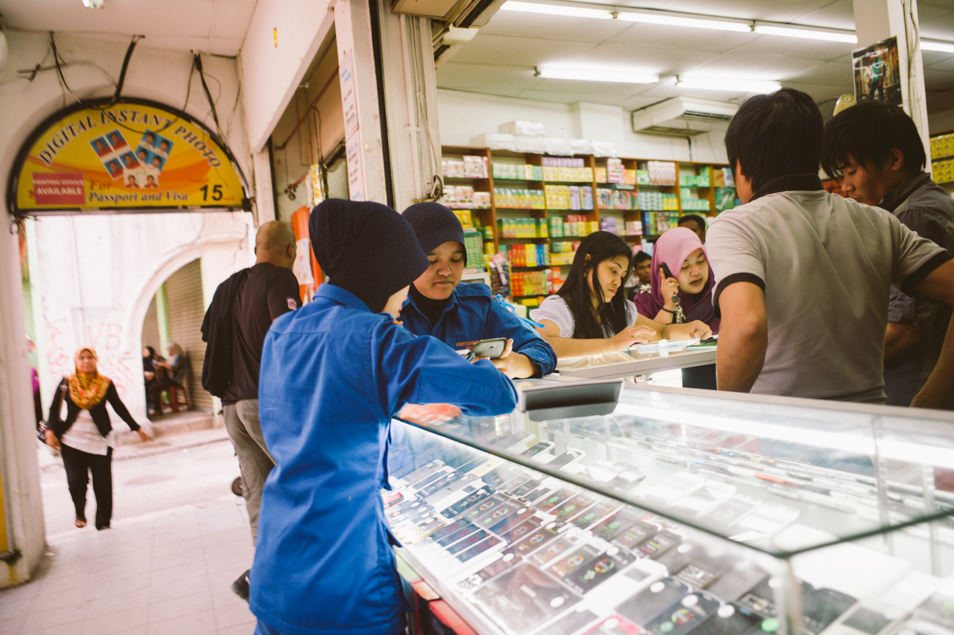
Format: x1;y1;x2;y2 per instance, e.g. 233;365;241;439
201;220;300;598
822;102;954;406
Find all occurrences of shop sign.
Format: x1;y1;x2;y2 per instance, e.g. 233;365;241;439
8;98;249;214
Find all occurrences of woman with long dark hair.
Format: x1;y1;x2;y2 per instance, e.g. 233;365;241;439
531;231;710;359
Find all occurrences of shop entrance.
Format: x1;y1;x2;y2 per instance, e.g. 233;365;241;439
140;257;211;418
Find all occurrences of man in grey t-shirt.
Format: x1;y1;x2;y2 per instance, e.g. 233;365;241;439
706;88;954;402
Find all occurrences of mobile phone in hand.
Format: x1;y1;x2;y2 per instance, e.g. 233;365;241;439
660;262;675;279
468;337;507;360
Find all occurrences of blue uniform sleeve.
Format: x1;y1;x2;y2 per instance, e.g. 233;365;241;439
372;321;518;418
484;299;557;376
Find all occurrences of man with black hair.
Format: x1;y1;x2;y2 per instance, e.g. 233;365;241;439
822;102;954;406
706;88;954;402
678;214;707;242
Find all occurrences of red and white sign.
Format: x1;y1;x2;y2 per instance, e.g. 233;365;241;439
33;173;85;206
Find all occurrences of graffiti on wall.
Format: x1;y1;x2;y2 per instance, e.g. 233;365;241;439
44;315;136;396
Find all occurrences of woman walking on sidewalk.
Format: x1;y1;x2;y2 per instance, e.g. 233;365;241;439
45;347;149;530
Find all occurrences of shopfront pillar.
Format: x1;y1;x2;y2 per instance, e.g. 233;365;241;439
853;0;931;166
0;225;46;587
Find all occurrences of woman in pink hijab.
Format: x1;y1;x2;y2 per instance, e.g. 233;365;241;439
634;226;720;334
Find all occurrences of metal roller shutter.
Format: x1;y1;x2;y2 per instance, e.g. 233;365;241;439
163;258;212;411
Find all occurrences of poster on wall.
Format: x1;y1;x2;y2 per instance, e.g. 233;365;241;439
8;97;250;214
852;36;902;106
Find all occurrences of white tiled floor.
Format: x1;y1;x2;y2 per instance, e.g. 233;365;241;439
0;498;255;635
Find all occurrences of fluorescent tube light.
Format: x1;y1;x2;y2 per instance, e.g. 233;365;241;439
536;63;658;84
678;76;781;94
501;1;612;20
754;24;856;43
618;10;751;33
921;40;954;54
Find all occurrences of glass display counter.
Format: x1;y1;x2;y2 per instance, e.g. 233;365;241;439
556;340;717;381
385;382;954;635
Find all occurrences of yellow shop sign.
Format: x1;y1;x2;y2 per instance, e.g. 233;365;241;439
8;98;249;214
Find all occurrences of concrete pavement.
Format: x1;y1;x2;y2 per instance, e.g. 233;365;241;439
1;411;257;634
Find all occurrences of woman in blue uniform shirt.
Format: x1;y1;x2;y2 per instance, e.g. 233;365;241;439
400;202;557;378
249;199;518;635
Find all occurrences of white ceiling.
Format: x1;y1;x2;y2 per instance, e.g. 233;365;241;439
438;0;954;117
1;0;952;117
0;0;257;56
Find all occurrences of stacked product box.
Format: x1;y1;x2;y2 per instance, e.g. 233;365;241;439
679;166;710;187
498;217;548;239
510;270;550;298
625;220;643;236
637;191;679;211
549;215;597;238
505;243;550;267
715;187;739;211
544;185;594;210
642;211;681;236
930;132;954;160
442;155;488;179
596;188;638;210
494;188;546;209
645;161;677;185
462;230;484;267
933;158;954;184
443;186;491;209
541;157;593;183
493;163;543;180
452;210;473;228
679;190;711;211
549;242;577;266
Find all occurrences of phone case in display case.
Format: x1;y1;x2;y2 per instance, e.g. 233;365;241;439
386;382;954;634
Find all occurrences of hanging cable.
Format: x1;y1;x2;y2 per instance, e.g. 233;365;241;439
193;52;223;139
112;34;141;102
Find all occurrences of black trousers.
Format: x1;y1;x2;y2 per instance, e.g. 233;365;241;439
61;444;113;528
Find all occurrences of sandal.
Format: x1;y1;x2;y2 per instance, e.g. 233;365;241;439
75;518;86;528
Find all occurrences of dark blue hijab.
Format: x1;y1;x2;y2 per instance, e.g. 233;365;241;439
309;199;429;313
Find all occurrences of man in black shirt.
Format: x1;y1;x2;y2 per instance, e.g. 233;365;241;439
203;220;300;598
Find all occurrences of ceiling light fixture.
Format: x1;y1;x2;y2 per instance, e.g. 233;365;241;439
677;76;781;94
921;40;954;54
617;10;750;33
536;63;659;84
753;24;856;43
82;0;105;8
501;1;611;20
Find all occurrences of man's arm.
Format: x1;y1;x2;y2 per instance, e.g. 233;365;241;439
884;322;920;367
911;260;954;407
716;281;767;393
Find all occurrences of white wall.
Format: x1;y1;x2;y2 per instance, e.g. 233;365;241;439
437;89;729;164
240;0;335;153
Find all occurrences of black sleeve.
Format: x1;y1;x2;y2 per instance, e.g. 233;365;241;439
106;381;141;431
47;378;69;436
897;207;954;255
266;269;301;320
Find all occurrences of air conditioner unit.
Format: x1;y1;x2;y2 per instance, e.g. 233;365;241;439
631;97;738;138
